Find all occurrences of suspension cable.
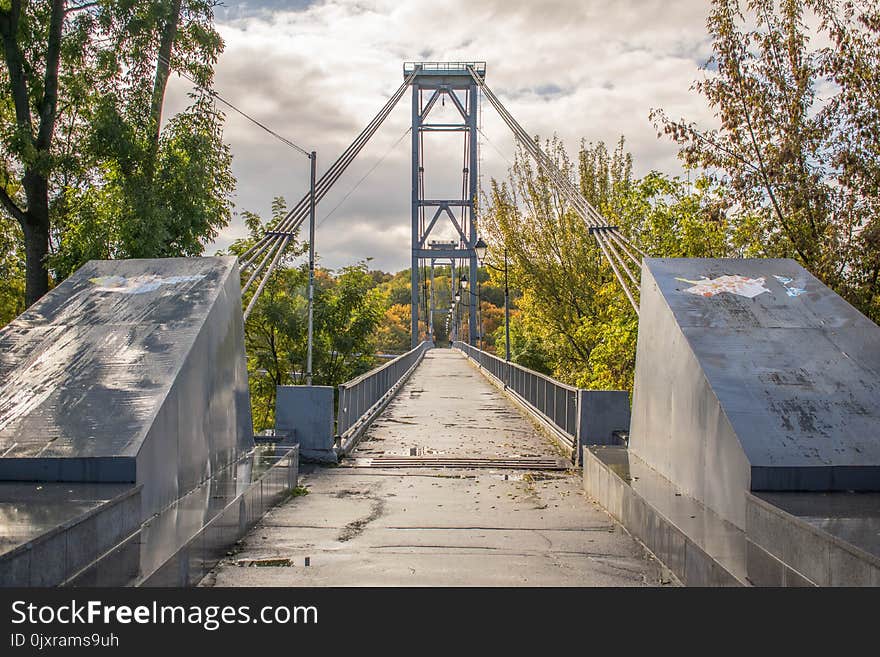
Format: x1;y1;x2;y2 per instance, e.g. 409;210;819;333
159;53;312;158
318;126;412;228
241;73;416;266
238;73;416;313
466;66;642;314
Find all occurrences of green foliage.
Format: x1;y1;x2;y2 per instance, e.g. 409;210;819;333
651;0;880;322
619;172;729;258
371;266;491;350
375;302;412;354
483;0;880;392
312;262;386;386
52;1;231;279
0;0;232;310
232;201;386;431
490;312;553;375
0;214;24;325
381;269;413;307
483;137;731;391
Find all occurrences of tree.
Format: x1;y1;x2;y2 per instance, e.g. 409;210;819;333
0;0;69;305
651;0;880;321
229;200;386;430
311;262;386;386
375;303;412;354
482;137;633;387
52;0;231;279
813;0;880;320
0;0;231;308
483;137;733;390
490;312;553;375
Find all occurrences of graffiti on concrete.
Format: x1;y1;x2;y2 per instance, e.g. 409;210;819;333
676;275;771;299
773;275;807;297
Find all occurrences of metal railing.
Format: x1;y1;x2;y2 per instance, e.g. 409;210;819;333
403;61;487;77
336;341;432;454
453;341;579;451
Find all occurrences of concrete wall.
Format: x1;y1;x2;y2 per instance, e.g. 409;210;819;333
577;390;630;446
139;446;299;587
746;493;880;586
136;258;254;513
275;385;336;462
629;260;751;528
629;258;880;529
0;257;254;517
0;487;141;587
583;447;744;586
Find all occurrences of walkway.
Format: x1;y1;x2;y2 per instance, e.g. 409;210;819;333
205;349;667;586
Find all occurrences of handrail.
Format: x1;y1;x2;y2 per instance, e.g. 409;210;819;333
340;344;422;388
336;341;432;454
403;61;487;76
453;341;579;454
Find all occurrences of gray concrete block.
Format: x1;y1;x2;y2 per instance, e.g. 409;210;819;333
626;492;648;546
91;532;140;587
0;257;254;520
0;551;29;587
29;534;67;587
683;540;712;586
577;390;631;446
93;500;123;556
275;385;336;462
64;514;98;575
753;490;880;583
643;510;664;564
120;490;142;536
829;545;878;587
783;565;816;587
584;446;747;587
710;560;743;587
630;258;880;530
666;524;687;578
748;497;831;585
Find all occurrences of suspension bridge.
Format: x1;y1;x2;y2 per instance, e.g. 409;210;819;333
1;63;879;588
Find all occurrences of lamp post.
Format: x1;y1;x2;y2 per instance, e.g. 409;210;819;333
465;255;485;351
306;150;317;386
457;275;483;348
459;275;469;345
474;237;510;363
453;290;461;344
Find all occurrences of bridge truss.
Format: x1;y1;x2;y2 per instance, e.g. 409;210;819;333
408;62;484;347
237;61;645;346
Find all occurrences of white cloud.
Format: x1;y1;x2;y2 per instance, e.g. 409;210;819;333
165;0;716;271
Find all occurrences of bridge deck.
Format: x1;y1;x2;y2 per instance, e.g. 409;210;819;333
205;349;666;586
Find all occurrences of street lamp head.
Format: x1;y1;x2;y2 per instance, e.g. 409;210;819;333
474;237;488;263
460;274;468;290
454;291;461;302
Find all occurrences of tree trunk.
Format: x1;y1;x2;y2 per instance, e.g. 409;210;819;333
148;0;183;169
21;169;51;305
21;218;50;306
0;0;64;308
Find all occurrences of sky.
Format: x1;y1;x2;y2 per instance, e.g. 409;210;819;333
164;0;717;272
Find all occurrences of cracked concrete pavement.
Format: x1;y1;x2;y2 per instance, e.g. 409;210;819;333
204;349;669;586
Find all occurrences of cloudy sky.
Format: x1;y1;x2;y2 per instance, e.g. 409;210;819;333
165;0;716;272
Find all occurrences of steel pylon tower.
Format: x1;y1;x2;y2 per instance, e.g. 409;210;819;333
406;62;485;347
